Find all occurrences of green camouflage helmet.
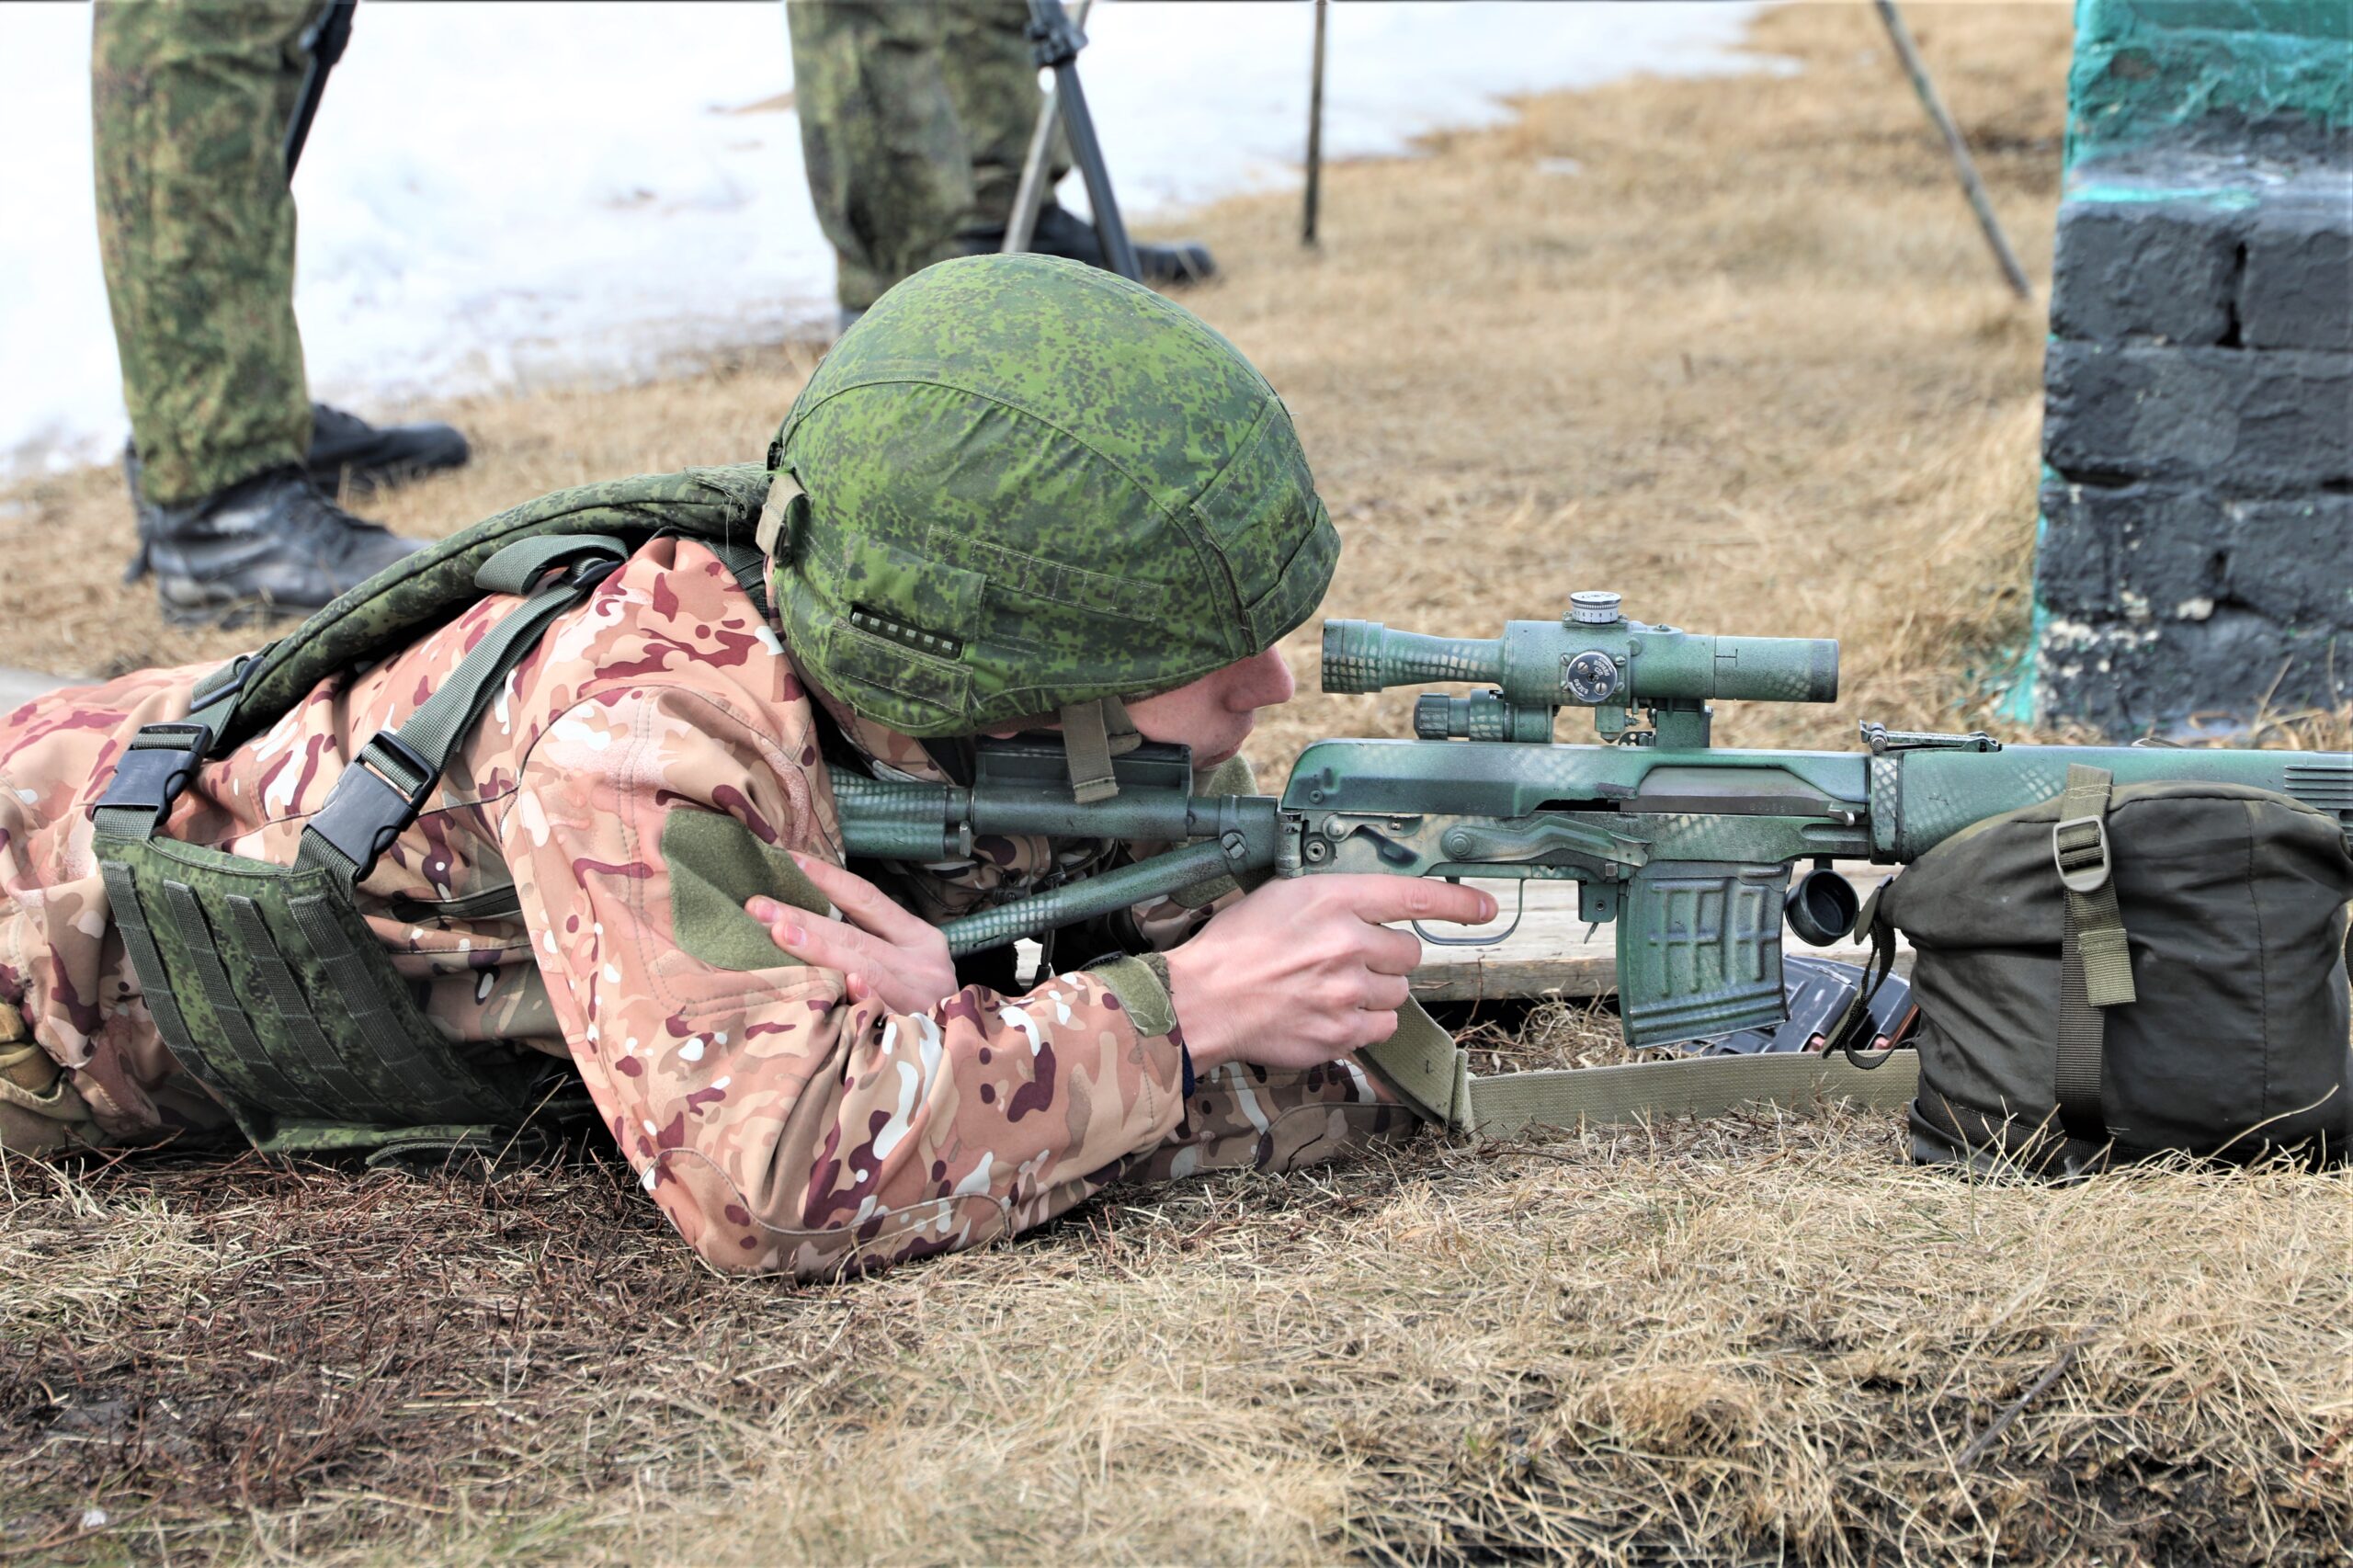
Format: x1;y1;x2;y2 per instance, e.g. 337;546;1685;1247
764;253;1338;743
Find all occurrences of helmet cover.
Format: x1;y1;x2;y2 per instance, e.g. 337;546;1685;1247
767;253;1337;736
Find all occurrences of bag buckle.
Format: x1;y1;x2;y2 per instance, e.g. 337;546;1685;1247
563;555;620;593
189;649;258;710
2052;813;2111;893
90;721;213;829
306;732;438;881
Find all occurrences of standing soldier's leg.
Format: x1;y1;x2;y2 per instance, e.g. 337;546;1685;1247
91;0;432;625
785;0;978;322
938;0;1066;237
937;0;1218;284
92;0;316;510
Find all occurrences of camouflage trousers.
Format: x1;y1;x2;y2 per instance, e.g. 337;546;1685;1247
745;1053;1425;1278
92;0;324;507
785;0;1069;312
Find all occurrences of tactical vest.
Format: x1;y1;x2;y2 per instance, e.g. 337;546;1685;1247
91;466;779;1160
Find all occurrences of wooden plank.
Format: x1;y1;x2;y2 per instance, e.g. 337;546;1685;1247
1406;861;1912;1003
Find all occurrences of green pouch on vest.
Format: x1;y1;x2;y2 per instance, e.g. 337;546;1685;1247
1879;774;2353;1175
87;530;667;1156
80;469;788;1158
95;833;571;1153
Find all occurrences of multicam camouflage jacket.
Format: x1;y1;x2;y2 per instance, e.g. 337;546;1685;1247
0;540;1410;1276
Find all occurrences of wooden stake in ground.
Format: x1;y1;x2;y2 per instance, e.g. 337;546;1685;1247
1005;0;1093;256
1302;0;1329;246
1872;0;2033;300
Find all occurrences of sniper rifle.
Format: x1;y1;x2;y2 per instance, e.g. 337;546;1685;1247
828;592;2352;1120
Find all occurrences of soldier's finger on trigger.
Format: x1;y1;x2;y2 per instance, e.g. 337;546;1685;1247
1347;877;1496;928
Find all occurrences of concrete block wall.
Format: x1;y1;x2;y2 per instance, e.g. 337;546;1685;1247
2031;0;2351;735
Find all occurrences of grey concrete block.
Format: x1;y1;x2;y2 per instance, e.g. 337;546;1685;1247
2239;191;2353;350
2042;339;2353;493
2222;492;2353;623
2035;483;2353;736
2051;198;2244;345
2039;607;2351;736
2034;479;2228;618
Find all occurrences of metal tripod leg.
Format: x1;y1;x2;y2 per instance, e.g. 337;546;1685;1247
1006;0;1090;256
1018;0;1141;282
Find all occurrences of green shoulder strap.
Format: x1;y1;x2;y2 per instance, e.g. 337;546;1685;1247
1360;998;1919;1141
290;536;629;890
2051;764;2135;1142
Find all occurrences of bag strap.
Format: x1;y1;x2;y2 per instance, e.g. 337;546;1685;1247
2051;764;2136;1142
1360;997;1919;1141
1821;877;1902;1066
290;536;628;890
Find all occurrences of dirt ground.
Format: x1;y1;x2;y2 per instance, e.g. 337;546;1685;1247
3;6;2348;1564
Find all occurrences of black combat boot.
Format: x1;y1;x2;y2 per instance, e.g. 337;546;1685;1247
974;204;1218;287
138;465;427;628
124;403;469;528
302;403;470;494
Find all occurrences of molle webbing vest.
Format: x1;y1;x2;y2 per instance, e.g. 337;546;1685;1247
90;466;778;1157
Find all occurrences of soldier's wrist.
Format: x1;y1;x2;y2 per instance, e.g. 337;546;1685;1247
1156;942;1233;1073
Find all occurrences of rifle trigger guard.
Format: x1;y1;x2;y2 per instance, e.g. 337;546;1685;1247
1415;879;1524;948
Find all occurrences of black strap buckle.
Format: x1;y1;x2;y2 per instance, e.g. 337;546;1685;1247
305;732;438;881
91;722;213;831
564;555;621;593
188;649;259;712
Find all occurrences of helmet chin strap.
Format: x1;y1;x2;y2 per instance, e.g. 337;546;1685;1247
754;471;805;559
1059;695;1142;802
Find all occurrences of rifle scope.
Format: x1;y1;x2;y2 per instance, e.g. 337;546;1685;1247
1322;591;1838;711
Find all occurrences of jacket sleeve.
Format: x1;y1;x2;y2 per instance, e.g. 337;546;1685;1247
501;682;1190;1278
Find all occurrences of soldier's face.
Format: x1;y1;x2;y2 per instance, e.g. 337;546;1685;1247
1120;646;1296;769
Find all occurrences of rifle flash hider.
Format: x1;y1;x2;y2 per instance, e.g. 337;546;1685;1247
1324;591;1838;747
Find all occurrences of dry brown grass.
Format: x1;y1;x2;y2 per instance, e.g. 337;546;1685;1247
6;1117;2347;1566
5;6;2349;1564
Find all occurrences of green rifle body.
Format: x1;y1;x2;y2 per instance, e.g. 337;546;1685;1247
830;603;2353;1050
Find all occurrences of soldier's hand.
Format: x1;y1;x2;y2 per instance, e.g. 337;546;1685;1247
1162;876;1496;1073
748;855;960;1013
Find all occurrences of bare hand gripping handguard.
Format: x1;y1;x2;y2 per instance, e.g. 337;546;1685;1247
832;592;2353;1051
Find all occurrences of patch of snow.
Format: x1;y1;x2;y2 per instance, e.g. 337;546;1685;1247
0;2;1765;480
